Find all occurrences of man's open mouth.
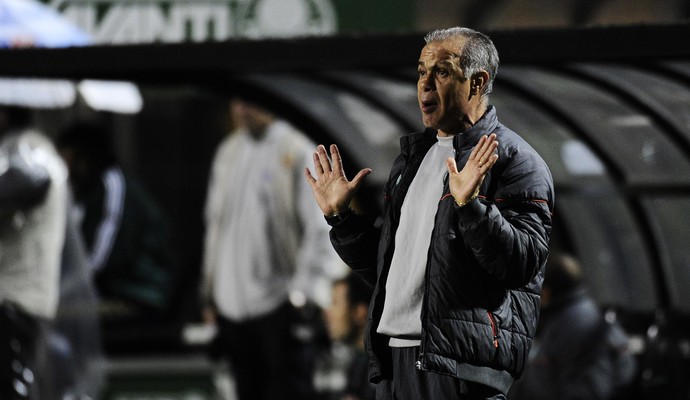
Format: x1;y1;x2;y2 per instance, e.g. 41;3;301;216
421;100;437;113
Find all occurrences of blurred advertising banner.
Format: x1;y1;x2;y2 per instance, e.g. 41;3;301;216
47;0;338;43
45;0;415;44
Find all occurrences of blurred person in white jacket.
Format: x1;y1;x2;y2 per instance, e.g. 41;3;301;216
200;99;340;400
0;106;69;399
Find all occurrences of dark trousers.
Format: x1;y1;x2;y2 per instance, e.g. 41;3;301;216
216;302;314;400
375;346;506;400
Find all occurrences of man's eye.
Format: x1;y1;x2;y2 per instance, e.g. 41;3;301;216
436;70;449;77
418;69;426;77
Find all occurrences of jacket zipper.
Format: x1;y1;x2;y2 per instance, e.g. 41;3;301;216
418;168;453;371
487;311;499;349
417;168;448;371
417;232;434;371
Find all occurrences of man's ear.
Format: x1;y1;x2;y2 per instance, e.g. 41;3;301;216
471;70;490;95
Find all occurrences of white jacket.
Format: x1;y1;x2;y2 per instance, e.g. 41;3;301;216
0;129;68;319
201;120;341;321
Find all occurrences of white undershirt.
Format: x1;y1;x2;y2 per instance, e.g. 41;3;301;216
377;135;454;347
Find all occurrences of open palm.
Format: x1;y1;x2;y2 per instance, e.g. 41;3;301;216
447;133;499;204
305;144;371;216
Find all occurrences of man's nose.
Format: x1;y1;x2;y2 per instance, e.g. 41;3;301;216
420;75;434;91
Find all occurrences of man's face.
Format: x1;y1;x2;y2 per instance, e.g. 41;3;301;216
417;40;474;136
230;100;273;138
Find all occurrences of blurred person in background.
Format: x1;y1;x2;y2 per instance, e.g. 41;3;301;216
316;271;376;400
508;252;637;400
200;99;339;400
56;118;177;329
0;105;69;399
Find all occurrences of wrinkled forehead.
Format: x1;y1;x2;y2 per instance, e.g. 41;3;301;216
418;39;465;68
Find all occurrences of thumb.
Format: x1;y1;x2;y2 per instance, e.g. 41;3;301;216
446;157;459;174
350;168;372;189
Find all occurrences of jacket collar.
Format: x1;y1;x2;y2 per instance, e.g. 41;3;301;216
453;105;499;150
400;127;437;159
401;106;500;157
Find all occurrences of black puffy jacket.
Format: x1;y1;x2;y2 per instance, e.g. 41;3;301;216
328;106;554;394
